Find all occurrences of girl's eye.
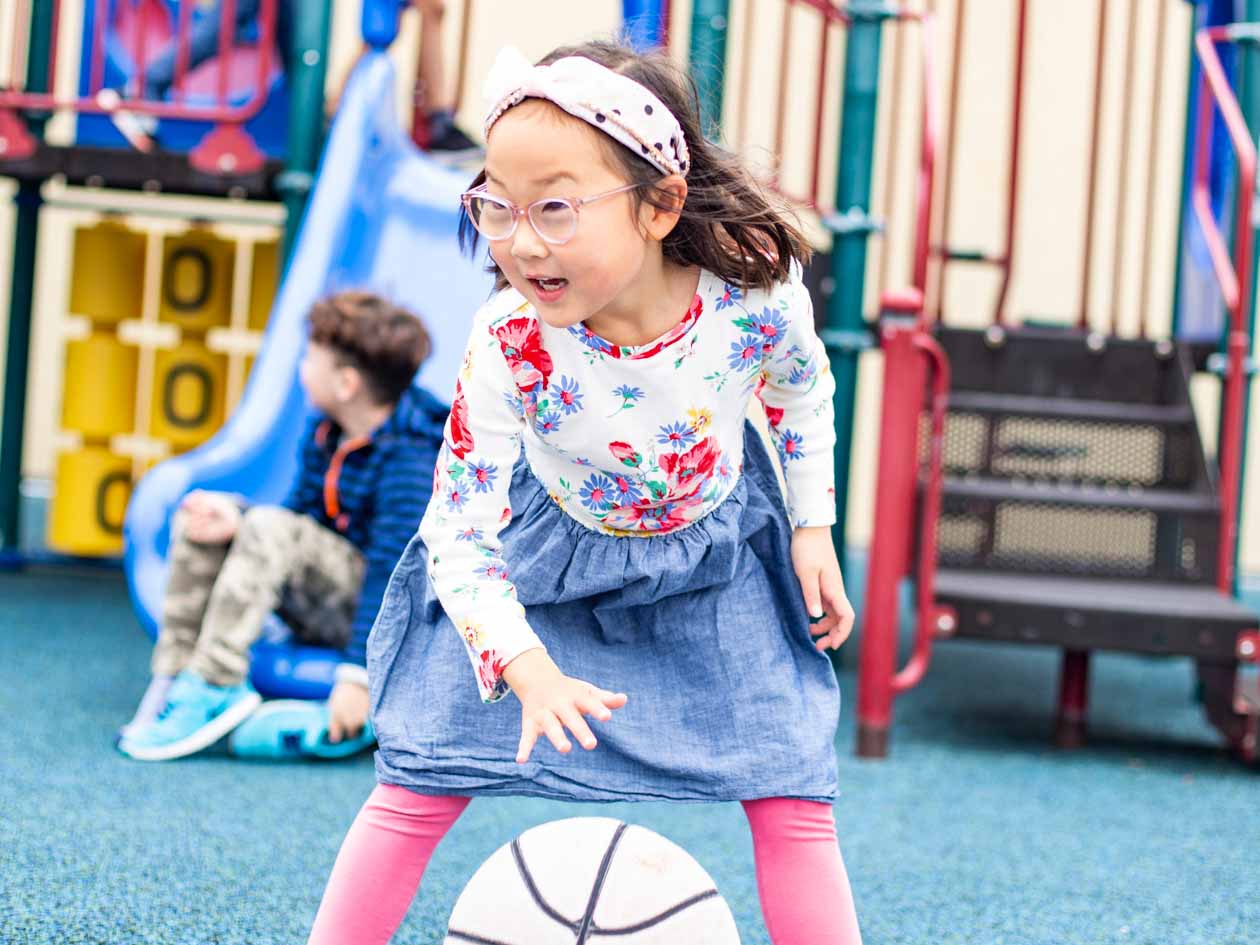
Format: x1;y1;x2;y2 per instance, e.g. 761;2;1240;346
537;200;570;216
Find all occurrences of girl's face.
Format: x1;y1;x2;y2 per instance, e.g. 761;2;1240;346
482;101;655;330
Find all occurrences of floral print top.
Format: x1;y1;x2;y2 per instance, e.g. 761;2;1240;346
418;267;837;702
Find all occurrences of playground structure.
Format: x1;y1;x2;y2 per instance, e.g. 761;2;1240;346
2;0;1260;754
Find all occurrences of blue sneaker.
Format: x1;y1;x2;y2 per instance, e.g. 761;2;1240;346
228;699;376;760
118;670;261;761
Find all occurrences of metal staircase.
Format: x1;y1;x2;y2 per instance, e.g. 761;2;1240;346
926;325;1259;752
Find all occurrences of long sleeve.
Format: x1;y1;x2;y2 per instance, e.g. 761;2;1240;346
418;305;543;703
754;276;838;527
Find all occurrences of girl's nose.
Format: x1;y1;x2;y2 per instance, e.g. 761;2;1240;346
509;218;550;262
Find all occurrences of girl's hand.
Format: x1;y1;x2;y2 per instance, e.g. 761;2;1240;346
501;649;628;764
790;526;855;651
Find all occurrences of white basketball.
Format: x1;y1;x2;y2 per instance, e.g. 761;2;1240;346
444;817;741;944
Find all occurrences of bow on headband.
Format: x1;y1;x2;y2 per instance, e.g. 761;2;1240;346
482;46;690;178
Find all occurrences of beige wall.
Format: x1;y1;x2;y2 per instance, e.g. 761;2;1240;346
8;0;1260;571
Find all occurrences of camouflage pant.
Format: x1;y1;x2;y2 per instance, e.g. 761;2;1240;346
152;503;366;686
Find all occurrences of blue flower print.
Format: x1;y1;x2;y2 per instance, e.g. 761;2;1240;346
613;384;644;402
779;429;806;462
788;360;818;387
570;325;617;356
657;421;697;452
752;307;790;351
468;460;498;493
446;483;468;512
557;376;584;415
579;474;616;512
728;335;762;371
456;526;484;542
716;283;743;311
611;474;643;504
536;411;563;435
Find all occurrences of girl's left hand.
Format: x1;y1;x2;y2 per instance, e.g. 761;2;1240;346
790;526;855;651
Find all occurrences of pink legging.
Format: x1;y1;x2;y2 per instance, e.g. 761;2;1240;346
308;785;862;945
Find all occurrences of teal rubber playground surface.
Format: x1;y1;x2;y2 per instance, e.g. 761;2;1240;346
2;561;1255;945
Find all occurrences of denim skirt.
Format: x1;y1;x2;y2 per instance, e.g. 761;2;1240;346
368;423;840;803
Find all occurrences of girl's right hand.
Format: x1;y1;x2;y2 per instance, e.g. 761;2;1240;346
502;649;628;764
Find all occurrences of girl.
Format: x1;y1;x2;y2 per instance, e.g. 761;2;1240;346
309;40;861;945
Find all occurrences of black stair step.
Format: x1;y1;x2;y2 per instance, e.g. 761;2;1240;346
933;569;1257;660
945;391;1194;426
940;476;1219;513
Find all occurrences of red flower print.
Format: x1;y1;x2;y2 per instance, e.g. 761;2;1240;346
608;441;643;467
754;376;785;428
447;380;474;458
495;317;553;392
659;436;721;501
475;649;507;694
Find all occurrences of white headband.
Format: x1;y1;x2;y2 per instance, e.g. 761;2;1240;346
482;46;690;178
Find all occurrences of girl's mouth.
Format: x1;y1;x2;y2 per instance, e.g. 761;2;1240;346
528;277;569;303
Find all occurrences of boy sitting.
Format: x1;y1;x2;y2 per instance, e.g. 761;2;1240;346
118;292;446;761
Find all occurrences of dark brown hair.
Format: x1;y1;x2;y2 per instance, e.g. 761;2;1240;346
459;40;811;292
308;291;431;405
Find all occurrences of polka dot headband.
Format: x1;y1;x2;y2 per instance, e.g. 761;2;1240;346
482;46;690;178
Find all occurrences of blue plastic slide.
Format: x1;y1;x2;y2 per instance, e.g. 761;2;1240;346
123;52;492;699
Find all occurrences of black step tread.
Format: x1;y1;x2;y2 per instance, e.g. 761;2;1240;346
940;476;1219;513
945;390;1194;425
935;569;1257;624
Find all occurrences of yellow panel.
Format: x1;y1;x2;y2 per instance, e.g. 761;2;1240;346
150;343;228;448
47;448;132;557
68;221;147;325
248;239;281;332
158;229;236;333
61;333;138;438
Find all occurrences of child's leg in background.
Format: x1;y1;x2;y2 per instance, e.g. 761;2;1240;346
308;786;469;945
742;797;863;945
151;510;230;678
189;506;364;686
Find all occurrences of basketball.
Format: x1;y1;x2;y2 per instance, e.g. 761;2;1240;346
444;817;741;944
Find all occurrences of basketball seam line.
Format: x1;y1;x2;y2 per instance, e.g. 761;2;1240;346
588;888;722;936
574;822;629;945
510;835;580;931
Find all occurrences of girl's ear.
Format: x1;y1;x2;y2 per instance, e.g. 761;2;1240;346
640;175;688;241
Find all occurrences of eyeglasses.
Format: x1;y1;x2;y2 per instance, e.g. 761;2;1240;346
460;182;644;246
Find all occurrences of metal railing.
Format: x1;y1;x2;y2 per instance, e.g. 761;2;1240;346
0;0;279;173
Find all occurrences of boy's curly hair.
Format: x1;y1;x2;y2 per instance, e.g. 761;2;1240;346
308;292;431;405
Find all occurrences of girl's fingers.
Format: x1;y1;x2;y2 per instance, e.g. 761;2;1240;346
797;567;824;619
542;714;571;754
576;694;613;722
558;708;598;750
516;722;539;764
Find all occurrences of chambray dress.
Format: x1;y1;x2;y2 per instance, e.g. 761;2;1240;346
367;423;840;803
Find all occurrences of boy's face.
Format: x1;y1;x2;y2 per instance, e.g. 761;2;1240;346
300;341;351;413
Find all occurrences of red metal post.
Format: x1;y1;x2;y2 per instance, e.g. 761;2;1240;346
216;0;236;107
174;0;193;102
1192;28;1257;596
1055;649;1091;748
90;0;107;96
857;318;927;758
809;16;830;208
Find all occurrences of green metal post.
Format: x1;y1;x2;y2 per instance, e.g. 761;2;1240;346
276;0;332;268
0;2;54;562
688;0;730;137
824;3;889;582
